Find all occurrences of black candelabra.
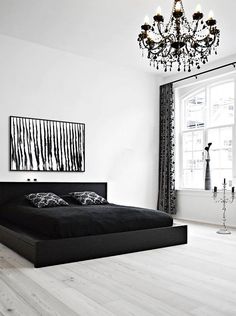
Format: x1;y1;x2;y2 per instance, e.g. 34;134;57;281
213;179;235;234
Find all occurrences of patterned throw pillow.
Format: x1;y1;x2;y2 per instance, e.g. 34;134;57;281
26;192;69;208
69;191;108;205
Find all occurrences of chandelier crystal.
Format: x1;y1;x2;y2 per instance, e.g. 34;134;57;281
137;0;220;72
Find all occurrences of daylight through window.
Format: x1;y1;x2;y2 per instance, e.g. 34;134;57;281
176;79;235;189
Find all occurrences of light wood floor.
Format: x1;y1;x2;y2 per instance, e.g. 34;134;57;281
0;221;236;316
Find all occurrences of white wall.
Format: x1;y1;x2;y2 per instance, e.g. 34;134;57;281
0;34;161;209
176;190;236;228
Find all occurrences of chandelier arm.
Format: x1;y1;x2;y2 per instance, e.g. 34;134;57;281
139;39;152;50
192;41;215;54
152;43;172;55
153;28;174;44
196;30;217;42
148;33;175;50
140;32;174;50
184;31;218;51
162;47;173;58
152;45;173;59
147;45;172;60
148;46;166;55
159;33;176;44
184;44;191;56
193;34;218;50
192;20;200;34
156;23;165;38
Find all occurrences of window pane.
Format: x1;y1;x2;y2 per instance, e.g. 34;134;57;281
207;127;232;169
183;170;203;189
210;150;220;169
182;151;203;171
209;82;234;127
220;127;232;148
220;149;232;168
211;169;233;187
208;129;219;148
184;91;205;130
183;152;192;169
182;131;204;170
183;133;192;151
193;151;204;169
191;170;203;189
193;131;204;151
183;131;204;152
183;170;192;188
182;130;204;188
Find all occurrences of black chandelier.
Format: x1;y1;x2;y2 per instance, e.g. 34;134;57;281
138;0;220;72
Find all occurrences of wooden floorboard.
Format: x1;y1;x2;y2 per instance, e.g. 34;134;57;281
0;221;236;316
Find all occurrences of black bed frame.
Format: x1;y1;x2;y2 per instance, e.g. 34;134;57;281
0;182;187;267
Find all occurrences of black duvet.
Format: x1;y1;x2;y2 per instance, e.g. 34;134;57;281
0;198;173;239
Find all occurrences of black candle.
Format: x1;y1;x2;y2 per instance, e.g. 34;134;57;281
232;187;235;193
224;178;226;184
214;186;217;193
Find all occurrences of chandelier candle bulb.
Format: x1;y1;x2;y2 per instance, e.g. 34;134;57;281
175;2;182;12
156;6;162;16
195;4;202;13
144;15;150;25
206;10;217;26
208;10;214;20
154;7;164;22
173;1;183;18
141;15;152;31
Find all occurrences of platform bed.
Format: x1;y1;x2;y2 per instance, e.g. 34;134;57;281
0;182;187;267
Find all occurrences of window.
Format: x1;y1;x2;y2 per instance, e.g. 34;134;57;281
176;79;235;189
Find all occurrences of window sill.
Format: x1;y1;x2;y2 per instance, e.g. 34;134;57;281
176;189;212;197
176;189;232;197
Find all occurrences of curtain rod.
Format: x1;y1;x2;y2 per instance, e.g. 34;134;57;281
164;61;236;86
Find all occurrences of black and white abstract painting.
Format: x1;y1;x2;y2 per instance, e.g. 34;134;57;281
10;116;85;172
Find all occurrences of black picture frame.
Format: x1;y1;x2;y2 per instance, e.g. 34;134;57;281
9;116;85;172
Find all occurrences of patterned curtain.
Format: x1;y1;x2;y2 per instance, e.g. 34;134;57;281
157;83;176;215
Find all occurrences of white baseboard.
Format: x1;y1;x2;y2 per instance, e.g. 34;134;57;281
173;216;236;229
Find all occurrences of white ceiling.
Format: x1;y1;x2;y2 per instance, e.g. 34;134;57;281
0;0;235;75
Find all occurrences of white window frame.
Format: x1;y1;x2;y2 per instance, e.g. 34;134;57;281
176;76;236;190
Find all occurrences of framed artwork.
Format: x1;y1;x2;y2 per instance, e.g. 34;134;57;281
10;116;85;172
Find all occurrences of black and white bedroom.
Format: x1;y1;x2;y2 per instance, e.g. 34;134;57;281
0;0;235;315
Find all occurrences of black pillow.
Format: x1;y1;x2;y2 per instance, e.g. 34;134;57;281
25;192;69;208
69;191;108;205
